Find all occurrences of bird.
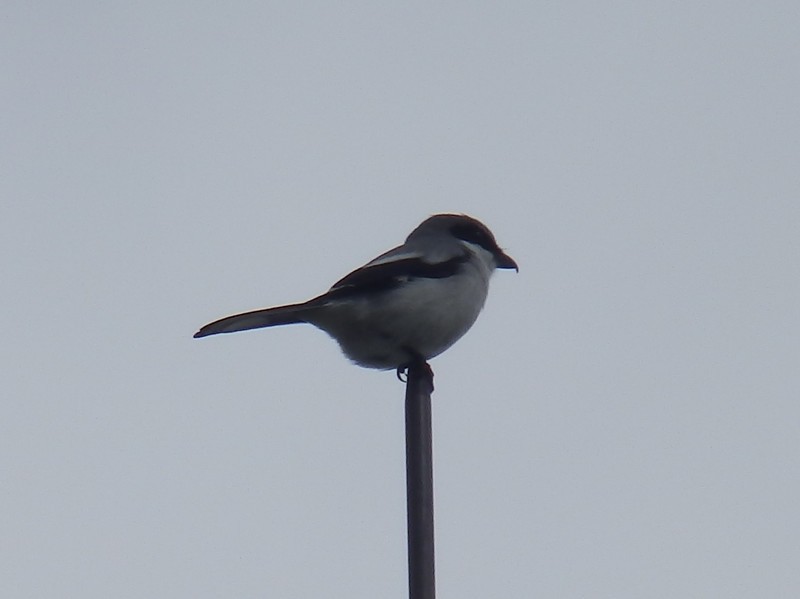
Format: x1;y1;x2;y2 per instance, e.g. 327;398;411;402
194;214;517;376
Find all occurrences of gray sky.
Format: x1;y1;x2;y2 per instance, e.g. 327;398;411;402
2;2;799;598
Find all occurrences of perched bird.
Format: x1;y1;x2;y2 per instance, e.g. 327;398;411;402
194;214;517;375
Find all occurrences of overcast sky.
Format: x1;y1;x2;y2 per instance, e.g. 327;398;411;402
2;2;799;598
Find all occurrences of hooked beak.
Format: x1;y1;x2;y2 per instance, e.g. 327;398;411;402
494;250;518;272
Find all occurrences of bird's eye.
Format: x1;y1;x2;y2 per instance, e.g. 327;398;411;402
451;223;493;249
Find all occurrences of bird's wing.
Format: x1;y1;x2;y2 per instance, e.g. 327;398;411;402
324;247;470;301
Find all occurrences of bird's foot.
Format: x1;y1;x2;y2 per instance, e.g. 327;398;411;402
396;366;408;383
396;352;434;392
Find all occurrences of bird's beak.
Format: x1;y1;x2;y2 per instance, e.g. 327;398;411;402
495;251;518;272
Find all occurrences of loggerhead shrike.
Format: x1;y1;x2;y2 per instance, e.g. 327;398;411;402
194;214;517;374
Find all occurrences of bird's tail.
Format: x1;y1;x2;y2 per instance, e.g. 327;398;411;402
193;302;314;338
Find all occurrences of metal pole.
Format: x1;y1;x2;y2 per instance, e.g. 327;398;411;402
405;361;435;599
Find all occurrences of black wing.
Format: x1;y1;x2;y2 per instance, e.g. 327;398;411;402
321;252;470;301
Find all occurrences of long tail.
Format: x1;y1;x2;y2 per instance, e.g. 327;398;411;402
193;302;314;338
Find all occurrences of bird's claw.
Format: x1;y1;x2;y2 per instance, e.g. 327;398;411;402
396;355;434;391
396;366;409;382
